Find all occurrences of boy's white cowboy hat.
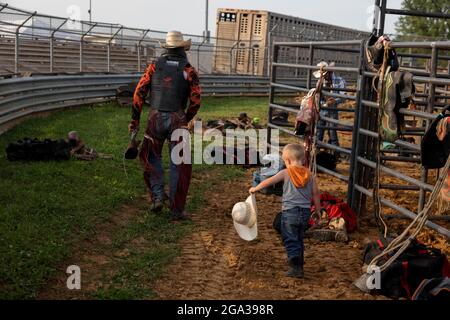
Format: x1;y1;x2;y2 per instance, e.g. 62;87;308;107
159;31;191;51
313;61;336;78
232;194;258;241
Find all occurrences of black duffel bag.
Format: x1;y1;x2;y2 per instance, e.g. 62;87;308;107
363;238;450;299
6;138;71;161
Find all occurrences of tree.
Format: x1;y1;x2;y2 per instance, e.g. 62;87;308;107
395;0;450;40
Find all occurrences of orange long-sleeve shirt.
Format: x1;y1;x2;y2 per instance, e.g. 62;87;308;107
131;62;201;122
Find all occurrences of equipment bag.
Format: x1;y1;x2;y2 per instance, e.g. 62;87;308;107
309;193;358;233
316;151;338;171
209;146;261;169
362;238;450;299
252;169;283;196
271;111;289;126
6;138;71;161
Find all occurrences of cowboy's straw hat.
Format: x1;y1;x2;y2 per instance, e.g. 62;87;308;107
159;31;191;51
232;194;258;241
313;61;336;78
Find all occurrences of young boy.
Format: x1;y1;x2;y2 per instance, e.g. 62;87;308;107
249;143;320;278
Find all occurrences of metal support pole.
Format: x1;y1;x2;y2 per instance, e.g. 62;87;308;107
378;0;387;36
372;0;381;34
89;0;92;22
137;29;150;73
15;12;36;74
80;22;97;73
348;41;366;208
306;44;314;89
250;47;254;76
197;39;207;75
267;44;279;154
418;46;438;210
267;24;278;77
50;18;68;73
108;26;123;73
385;8;450;20
204;0;209;43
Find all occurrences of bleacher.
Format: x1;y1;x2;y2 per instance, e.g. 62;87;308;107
0;36;155;74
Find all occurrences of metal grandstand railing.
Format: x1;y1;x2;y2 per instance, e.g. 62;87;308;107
0;3;370;76
0;2;215;74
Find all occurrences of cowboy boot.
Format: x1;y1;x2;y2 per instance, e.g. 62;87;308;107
171;210;192;223
380;69;398;143
297;254;305;278
287;257;304;278
287;257;297;277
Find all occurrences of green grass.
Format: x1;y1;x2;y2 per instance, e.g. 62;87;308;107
196;96;268;122
0;97;267;299
91;165;242;299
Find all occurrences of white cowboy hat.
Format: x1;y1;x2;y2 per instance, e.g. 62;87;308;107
232;194;258;241
313;61;336;78
159;31;191;51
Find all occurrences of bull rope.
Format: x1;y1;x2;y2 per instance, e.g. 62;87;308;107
367;155;450;273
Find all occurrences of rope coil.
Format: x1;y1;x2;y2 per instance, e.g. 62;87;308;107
368;155;450;273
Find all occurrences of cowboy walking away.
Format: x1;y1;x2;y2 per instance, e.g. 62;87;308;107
128;31;201;221
249;144;321;278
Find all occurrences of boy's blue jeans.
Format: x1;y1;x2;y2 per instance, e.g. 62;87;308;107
281;207;311;261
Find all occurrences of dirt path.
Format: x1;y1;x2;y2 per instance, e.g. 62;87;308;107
154;170;385;300
38;167;389;300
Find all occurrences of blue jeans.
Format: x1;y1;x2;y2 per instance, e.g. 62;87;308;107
317;105;340;146
139;110;192;218
281;207;311;260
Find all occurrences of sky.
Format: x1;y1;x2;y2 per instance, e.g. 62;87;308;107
5;0;403;36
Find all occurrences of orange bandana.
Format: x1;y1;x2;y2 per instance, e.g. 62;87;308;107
287;165;310;188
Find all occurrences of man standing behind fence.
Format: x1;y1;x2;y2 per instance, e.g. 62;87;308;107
128;31;201;221
314;61;346;148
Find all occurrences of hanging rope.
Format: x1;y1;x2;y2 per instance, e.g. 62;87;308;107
305;65;326;175
437;168;450;214
367;154;450;273
373;44;390;238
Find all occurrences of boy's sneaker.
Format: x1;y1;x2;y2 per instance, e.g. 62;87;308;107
287;256;304;278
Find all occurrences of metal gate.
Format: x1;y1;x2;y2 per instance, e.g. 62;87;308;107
267;39;450;238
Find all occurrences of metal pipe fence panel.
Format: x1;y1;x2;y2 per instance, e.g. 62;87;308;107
267;38;450;238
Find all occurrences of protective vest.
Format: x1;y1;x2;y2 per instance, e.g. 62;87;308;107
150;53;189;112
